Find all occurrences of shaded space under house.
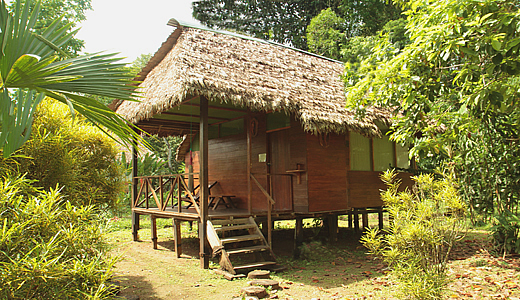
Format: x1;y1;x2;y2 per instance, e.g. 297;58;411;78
111;19;413;275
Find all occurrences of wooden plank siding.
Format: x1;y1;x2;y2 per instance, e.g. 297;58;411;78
289;119;308;213
306;133;348;212
249;113;270;211
346;129;414;209
184;113;413;214
206;132;249;209
347;171;413;208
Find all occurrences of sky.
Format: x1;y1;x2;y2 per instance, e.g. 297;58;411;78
75;0;201;64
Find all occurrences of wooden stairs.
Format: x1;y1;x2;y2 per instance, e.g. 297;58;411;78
207;217;277;275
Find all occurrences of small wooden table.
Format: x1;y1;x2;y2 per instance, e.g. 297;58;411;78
209;195;236;210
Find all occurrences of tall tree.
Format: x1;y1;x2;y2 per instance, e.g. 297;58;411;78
0;0;144;157
193;0;343;50
306;8;347;59
193;0;400;51
345;0;520;216
338;0;401;38
306;10;408;62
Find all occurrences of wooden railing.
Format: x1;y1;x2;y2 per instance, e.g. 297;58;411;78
133;173;200;215
250;173;275;247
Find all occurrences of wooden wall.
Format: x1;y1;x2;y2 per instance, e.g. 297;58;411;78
249;113;270;211
306;133;348;212
206;132;248;208
288;119;308;213
347;171;413;208
184;114;413;214
346;129;413;208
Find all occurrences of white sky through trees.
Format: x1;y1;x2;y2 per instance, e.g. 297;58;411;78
76;0;200;63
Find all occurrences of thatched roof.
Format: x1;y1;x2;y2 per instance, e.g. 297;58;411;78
114;20;390;137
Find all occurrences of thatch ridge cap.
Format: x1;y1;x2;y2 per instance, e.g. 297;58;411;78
168;18;344;64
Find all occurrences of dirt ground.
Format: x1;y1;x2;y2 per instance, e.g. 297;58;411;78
108;218;520;300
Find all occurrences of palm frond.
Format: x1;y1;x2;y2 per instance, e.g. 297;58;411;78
0;89;43;157
0;0;149;157
42;53;140;100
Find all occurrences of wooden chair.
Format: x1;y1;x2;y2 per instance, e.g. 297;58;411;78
184;181;218;208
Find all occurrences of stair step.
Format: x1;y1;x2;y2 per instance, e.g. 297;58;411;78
212;218;249;226
233;261;277;270
215;224;256;232
226;245;270;255
221;234;262;244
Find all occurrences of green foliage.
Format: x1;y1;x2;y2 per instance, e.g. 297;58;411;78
361;169;466;299
128;53;152;75
347;0;520;118
306;8;346;60
341;35;378;64
491;209;520;256
0;174;116;299
337;0;402;38
7;0;92;57
193;0;336;50
193;0;400;52
342;19;409;86
379;18;409;51
453;115;520;218
145;135;184;175
15;99;125;209
346;0;520;226
0;0;146;158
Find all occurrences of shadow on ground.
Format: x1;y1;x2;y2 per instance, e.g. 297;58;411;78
113;275;157;300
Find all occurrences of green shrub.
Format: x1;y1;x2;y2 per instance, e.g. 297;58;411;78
491;210;520;257
16;99;125;210
361;169;466;300
0;174;116;299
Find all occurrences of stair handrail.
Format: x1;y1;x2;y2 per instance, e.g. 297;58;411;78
250;173;274;247
250;173;275;204
206;221;224;256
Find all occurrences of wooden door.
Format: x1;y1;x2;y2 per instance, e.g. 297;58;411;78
268;130;293;211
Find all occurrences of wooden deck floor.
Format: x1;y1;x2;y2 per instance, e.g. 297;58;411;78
132;207;252;221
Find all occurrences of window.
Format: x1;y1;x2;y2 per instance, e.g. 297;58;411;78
220;118;244;137
208;124;219;139
267;112;290;131
350;131;410;171
350;132;371;171
373;134;394;171
396;143;410;169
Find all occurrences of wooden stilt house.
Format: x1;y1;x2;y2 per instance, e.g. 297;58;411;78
112;19;412;274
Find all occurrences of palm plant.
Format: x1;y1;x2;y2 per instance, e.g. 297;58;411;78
0;0;144;158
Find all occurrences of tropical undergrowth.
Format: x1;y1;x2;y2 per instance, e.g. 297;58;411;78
362;169;467;299
13;99;126;211
0;175;117;299
0;99;127;298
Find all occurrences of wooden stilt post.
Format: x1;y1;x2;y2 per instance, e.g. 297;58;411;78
188;162;194;192
361;208;369;231
247;115;253;215
293;217;304;259
353;208;360;233
131;142;139;242
131;212;140;241
151;216;158;249
348;210;353;229
174;219;182;258
258;219;268;237
328;214;338;242
199;95;210;269
267;202;272;248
